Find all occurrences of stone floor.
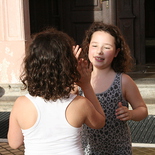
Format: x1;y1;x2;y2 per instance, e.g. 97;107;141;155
0;142;24;155
132;147;155;155
132;143;155;155
0;142;155;155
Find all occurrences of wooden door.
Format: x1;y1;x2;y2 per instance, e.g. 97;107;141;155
116;0;145;65
29;0;102;45
60;0;102;45
116;0;155;65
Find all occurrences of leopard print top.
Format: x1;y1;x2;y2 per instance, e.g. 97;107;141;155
81;73;132;155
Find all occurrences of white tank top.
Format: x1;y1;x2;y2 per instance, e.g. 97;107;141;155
22;93;83;155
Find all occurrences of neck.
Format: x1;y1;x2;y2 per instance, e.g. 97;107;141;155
92;66;114;77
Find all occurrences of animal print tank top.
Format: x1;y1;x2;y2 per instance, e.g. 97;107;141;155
81;73;132;155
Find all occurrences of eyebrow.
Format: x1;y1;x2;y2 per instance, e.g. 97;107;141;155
90;41;113;47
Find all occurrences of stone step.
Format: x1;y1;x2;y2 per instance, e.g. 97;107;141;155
0;83;27;96
133;78;155;105
0;83;27;112
0;78;154;113
0;101;14;112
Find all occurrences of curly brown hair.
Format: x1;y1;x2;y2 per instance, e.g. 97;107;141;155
20;28;80;101
81;22;134;73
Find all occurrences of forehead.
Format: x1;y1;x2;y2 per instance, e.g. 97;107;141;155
91;31;115;43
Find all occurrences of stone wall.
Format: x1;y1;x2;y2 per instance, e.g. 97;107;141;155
0;84;27;111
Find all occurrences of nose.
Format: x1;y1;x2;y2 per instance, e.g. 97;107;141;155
97;47;103;55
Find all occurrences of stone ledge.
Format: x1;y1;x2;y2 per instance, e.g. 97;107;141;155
0;83;27;96
0;96;18;101
132;143;155;148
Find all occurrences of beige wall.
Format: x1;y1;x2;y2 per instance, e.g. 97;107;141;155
0;0;30;84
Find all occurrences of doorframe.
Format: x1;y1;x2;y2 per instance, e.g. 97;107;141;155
104;0;145;66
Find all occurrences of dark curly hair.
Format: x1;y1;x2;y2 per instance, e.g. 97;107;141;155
20;28;80;101
81;22;134;73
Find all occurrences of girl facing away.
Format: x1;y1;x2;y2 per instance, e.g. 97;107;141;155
7;28;105;155
78;22;148;155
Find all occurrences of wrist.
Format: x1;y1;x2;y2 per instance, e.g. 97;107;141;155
129;110;133;120
80;83;92;91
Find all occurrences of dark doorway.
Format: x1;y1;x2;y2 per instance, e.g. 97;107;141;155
116;0;155;66
29;0;101;45
29;0;62;34
145;0;155;64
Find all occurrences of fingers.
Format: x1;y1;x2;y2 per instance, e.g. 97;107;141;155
115;102;131;121
78;59;89;75
77;58;91;85
118;102;122;107
73;45;82;59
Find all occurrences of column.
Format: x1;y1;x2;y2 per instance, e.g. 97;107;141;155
0;0;30;84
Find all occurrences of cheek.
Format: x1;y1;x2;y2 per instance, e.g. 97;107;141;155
105;51;116;61
88;49;93;61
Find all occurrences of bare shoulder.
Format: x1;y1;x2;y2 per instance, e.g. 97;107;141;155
13;96;32;110
71;95;92;109
66;95;92;127
12;95;36;119
122;73;136;87
121;73;139;99
68;95;92;114
122;73;134;82
11;95;38;129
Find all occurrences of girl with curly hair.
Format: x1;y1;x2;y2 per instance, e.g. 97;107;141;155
77;22;148;154
7;28;105;155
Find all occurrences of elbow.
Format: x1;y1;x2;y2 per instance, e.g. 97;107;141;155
8;141;23;149
93;123;105;129
93;117;106;129
7;132;24;149
146;107;149;116
131;107;149;121
8;138;23;149
9;145;19;150
8;142;19;149
142;107;149;120
98;120;106;129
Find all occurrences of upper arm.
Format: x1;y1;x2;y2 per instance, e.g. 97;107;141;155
122;74;146;109
66;96;105;129
7;97;24;149
81;98;105;129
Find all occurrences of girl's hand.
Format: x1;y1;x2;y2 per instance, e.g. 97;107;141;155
73;45;81;59
77;58;92;88
115;102;132;121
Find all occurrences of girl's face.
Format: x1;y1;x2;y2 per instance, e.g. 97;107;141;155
88;31;119;70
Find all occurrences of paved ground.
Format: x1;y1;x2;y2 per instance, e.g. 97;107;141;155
132;147;155;155
0;142;155;155
0;142;24;155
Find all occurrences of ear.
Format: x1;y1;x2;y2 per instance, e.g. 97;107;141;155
114;48;120;57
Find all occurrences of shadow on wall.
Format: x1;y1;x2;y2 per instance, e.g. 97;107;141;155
0;87;5;98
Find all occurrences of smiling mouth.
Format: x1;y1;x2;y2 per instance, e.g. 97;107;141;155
95;56;104;61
